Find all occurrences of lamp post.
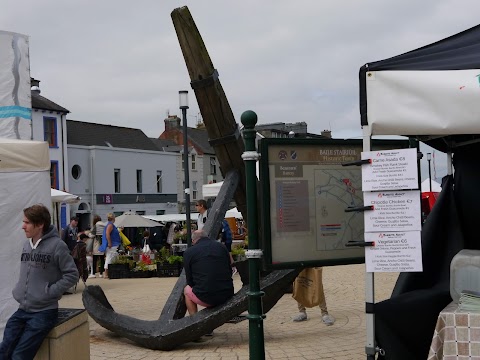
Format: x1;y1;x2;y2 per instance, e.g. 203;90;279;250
241;110;265;360
179;90;192;247
427;152;432;192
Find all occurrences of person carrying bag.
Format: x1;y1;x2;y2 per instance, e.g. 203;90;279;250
292;267;335;325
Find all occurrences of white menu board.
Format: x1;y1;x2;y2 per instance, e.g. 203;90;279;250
365;231;423;272
364;190;421;232
361;148;418;191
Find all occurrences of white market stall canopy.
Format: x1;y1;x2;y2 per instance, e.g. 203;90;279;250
51;189;81;203
144;213;200;224
0;139;51;339
202;182;222;198
115;212;160;228
359;23;480;151
144;208;242;224
421;179;442;193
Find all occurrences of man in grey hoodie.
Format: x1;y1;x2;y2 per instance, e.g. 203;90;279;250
0;204;79;360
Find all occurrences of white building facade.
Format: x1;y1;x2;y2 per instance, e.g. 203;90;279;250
67;145;178;230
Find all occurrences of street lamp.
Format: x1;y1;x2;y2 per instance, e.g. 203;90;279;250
179;90;192;247
427;152;432;192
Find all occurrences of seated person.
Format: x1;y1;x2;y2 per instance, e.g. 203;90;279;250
183;229;234;315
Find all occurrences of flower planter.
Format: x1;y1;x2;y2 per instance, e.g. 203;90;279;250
157;263;183;277
108;264;130;279
130;271;153;278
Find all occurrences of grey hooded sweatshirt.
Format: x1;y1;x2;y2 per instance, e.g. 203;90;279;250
12;225;79;312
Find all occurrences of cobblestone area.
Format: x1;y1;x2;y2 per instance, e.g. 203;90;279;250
59;264;398;359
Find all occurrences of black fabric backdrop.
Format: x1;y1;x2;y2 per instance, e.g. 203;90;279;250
376;145;480;359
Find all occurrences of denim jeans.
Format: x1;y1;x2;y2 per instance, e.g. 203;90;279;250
0;308;58;360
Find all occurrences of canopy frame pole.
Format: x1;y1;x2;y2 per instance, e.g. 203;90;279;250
447;151;453;175
362;125;377;360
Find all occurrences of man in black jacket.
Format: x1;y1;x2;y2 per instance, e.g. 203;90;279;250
183;229;234;315
62;216;79;251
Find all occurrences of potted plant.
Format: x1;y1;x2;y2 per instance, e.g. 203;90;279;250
131;260;157;278
157;254;183;277
109;255;132;279
231;243;246;262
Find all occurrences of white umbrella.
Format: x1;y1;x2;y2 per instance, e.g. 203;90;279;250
115;212;160;228
51;189;81;203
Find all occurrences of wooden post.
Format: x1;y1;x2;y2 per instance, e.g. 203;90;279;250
171;6;248;219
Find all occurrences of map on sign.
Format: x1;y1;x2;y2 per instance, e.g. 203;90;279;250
315;169;364;250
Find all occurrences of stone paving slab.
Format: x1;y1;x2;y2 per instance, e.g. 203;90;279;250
59;264;398;360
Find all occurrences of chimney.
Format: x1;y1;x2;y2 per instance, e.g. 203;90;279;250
164;115;181;131
30;77;41;95
321;130;332;139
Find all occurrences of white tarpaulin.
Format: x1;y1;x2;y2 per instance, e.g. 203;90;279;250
0;139;51;338
366;70;480;136
0;31;31;139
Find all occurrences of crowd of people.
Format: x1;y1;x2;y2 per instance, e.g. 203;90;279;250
0;200;335;358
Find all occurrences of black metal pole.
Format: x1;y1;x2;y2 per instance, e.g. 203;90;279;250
241;110;265;360
428;158;432;192
181;106;192;247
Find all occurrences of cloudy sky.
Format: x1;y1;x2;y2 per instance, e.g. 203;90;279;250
3;0;479;182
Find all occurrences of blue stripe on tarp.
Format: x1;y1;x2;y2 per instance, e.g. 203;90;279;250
0;106;32;120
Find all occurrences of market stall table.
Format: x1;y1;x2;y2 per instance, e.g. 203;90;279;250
428;301;480;359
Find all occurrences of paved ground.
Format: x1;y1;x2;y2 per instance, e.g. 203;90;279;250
59;264;398;360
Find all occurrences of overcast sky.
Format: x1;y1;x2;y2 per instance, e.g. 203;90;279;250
3;0;478;182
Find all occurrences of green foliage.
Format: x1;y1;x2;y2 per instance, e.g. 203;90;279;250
166;255;183;264
231;243;246;256
132;260;156;272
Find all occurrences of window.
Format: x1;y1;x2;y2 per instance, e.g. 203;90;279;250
156;210;165;215
191;154;196;170
156;171;163;193
192;181;197;200
210;157;217;175
71;165;82;180
50;161;59;188
136;211;145;215
136;170;142;193
114;169;121;193
43;117;57;147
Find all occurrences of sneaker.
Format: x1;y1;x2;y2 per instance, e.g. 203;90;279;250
88;274;96;279
98;274;103;278
293;312;307;322
322;314;335;326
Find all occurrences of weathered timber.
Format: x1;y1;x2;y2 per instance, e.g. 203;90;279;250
83;268;301;350
171;6;248;219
